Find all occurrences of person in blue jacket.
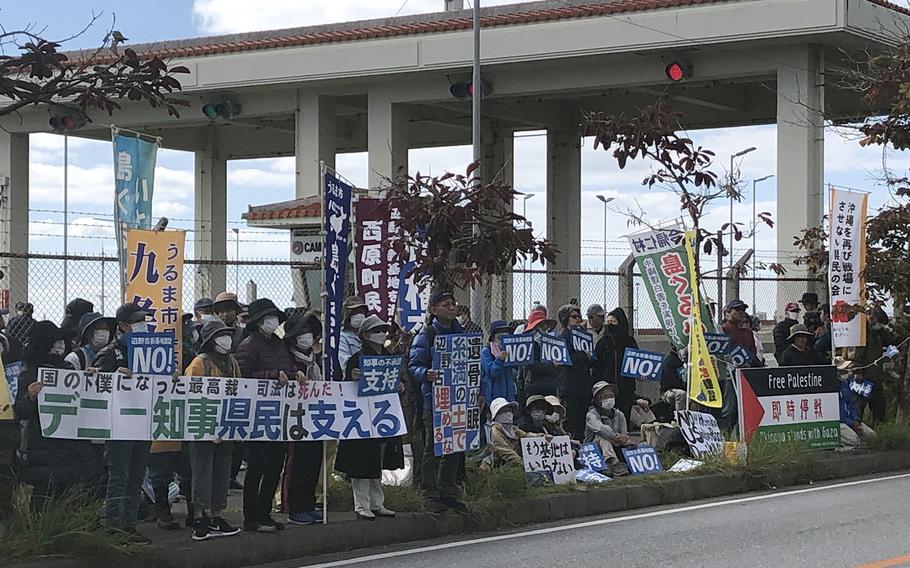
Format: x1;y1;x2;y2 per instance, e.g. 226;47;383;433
407;290;466;513
481;320;516;407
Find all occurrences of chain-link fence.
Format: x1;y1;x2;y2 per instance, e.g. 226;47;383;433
1;252;822;335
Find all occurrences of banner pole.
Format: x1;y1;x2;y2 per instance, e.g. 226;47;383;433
322;440;328;525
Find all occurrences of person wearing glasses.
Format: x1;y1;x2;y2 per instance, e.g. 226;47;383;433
555;304;594;441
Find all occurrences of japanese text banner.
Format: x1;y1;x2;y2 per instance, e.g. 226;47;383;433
829;188;867;348
324;172;353;380
354;198;402;323
684;231;722;409
113;130;158;292
125;229;185;371
37;369;407;442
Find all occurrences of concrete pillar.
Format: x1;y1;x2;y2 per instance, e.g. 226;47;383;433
546;128;581;312
776;44;825;309
0;132;29;310
194;127;227;301
295;92;336;198
367;92;408;190
483;126;515;322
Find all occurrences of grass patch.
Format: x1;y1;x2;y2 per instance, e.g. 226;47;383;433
324;474;427;513
864;419;910;451
0;486;135;560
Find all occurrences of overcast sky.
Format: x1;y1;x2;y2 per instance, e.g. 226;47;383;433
4;0;910;318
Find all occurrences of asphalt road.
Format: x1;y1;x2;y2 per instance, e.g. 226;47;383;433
256;473;910;568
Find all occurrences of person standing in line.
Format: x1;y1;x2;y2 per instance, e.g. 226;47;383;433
338;296;368;373
64;311;116;371
92;302;153;542
59;298;94;352
773;302;801;364
281;312;326;526
408;291;467;513
555;304;594;441
213;291;246;491
235;298;294;533
183;320;243;541
593;307;638;419
337;315;400;521
778;324;825;367
585;304;607;346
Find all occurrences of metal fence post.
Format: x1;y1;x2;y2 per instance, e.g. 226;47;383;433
726;250;753;307
618;254;635;328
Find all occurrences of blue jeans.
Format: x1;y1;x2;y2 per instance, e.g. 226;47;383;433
104;440;151;530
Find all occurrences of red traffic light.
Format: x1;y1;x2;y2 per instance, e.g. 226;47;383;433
665;62;687;82
49;113;82;131
449;79;492;99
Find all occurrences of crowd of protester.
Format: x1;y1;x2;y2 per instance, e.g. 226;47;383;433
0;287;899;542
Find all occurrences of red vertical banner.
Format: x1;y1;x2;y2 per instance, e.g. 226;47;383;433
354;199;402;324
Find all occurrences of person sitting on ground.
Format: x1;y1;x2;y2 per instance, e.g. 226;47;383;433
584;382;632;476
517;395;552;434
778;324;825;366
183;320;243;541
64;311;116;371
658;346;687;414
773;302;801;364
486;397;531;469
836;357;876;447
481;320;516;410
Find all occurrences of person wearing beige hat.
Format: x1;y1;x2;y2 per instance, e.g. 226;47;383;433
213;292;246;351
778;324;825;367
485;398;531;469
339;296;368;373
584;382;631;476
517;395;552;434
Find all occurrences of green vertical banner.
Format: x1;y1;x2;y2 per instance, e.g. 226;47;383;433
628;228;711;349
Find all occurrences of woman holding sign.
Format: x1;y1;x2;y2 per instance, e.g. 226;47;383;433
337;315;402;521
481;320;516;408
15;321;102;509
555;305;595;441
593;308;640;419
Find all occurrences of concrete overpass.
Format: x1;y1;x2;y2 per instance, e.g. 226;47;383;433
2;0;908;312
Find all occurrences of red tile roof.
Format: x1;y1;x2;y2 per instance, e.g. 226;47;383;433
243;198;321;222
867;0;910;17
74;0;737;64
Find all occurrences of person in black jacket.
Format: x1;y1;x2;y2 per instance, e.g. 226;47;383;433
337;315;401;521
15;321;102;510
772;302;801;364
92;302;152;541
518;310;560;400
555;304;594;441
234;298;293;533
60;297;94;353
593;308;639;419
778;324;825;367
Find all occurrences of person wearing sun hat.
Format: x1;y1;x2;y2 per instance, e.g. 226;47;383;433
235;298;294;533
584;382;631;476
213;292;246;351
183;320;242;541
778;324;824;367
64;311;116;371
517;394;552;434
486;397;531;469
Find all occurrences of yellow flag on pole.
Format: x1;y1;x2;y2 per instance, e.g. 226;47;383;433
684;231;722;408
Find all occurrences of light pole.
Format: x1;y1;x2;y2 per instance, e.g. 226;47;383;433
751;174;774;311
232;228;240;294
521;194;534;315
729;147;757;268
595;195;615;307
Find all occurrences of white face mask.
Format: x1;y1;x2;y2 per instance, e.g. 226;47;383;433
546;413;560;424
349;314;366;330
367;332;387;346
92;329;110;347
130;322;148;334
214;335;233;354
201;314;218;323
260;316;279;335
297;333;314;350
50;339;66;356
787;311;800;320
495;410;514;424
600;398;616;411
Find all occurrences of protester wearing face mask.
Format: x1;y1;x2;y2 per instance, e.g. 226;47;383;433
213;292;246;351
519;309;560;401
484;398;530;469
64;311;115;371
542;395;573;438
584;382;632;477
336;315;402;521
773;302;801;364
91;302;152;541
593;308;639;419
235;298;294;533
555;304;594;441
7;301;36;345
338;296;368;374
481;320;516;414
280;312;326;526
456;305;482;334
59;297;94;352
15;321;102;510
181;320;243;541
517;395;552;434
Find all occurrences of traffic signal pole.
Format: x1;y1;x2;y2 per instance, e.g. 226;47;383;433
470;0;484;323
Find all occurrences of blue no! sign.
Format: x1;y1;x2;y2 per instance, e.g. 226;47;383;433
620;348;664;381
499;334;535;367
128;332;176;375
622;444;663;476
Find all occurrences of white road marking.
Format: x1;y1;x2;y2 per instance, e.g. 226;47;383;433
297;472;910;568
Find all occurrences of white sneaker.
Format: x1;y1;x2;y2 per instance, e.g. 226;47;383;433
356;510;376;521
372;507;396;518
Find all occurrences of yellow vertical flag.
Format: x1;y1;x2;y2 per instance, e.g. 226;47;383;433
684;231;722;408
